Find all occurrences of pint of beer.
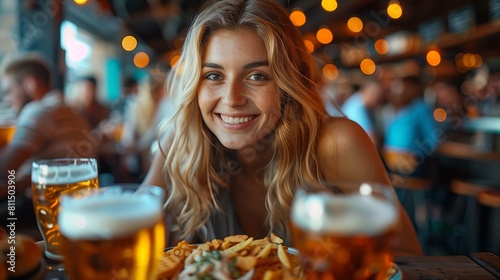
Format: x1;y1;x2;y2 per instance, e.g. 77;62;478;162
58;185;166;280
290;182;399;280
0;104;16;148
31;158;99;260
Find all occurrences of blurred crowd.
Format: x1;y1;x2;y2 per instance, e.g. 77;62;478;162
324;62;500;156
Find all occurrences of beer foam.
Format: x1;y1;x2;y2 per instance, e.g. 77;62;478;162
58;194;162;240
32;164;97;185
291;193;398;235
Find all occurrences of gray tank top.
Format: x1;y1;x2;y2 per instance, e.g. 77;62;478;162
185;188;292;246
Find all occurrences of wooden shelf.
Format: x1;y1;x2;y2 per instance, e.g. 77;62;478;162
438;22;500;50
344;22;500;67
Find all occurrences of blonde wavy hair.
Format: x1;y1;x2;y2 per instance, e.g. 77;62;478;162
159;0;328;239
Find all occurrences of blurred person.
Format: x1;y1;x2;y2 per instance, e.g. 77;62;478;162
341;79;384;147
320;79;353;117
382;76;438;177
69;75;110;129
464;65;500;117
332;81;355;108
432;78;466;132
119;72;167;182
98;76;139;144
0;52;96;236
0;52;97;188
142;0;421;255
110;75;138;118
374;67;395;135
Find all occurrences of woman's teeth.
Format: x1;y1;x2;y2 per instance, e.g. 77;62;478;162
221;115;254;124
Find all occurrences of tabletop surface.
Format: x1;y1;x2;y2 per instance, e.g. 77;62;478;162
40;253;500;280
395;254;499;279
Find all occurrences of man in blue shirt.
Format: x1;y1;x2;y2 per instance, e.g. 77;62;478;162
383;76;438;176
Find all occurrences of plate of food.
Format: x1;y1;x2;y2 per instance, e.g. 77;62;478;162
157;233;402;280
158;233;302;279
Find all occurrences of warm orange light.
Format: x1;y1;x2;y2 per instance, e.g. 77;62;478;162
122;36;137;51
374;39;389;55
133;52;149;68
290;10;306;27
456;53;483;70
387;1;402;19
321;0;338;12
426;50;441;66
322;64;339;80
434;108;447;122
347;17;363;33
316;27;333;44
463;53;475;68
74;0;88;5
304;40;315;54
360;58;376;75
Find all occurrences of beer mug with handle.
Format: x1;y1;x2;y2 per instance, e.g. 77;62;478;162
58;185;166;280
290;181;400;280
31;158;99;262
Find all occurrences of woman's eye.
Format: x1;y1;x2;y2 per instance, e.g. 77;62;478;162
248;73;268;81
205;73;222;80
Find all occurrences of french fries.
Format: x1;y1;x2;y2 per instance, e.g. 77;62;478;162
158;234;303;279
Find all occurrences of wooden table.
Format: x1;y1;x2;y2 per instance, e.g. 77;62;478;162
395;253;499;279
41;253;500;279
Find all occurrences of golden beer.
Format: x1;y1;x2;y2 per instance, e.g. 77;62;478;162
0;123;15;147
291;183;399;280
31;159;98;260
58;186;166;280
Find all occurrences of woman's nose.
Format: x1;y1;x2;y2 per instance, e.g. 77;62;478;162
222;80;247;107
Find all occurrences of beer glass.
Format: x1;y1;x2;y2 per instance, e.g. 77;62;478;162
31;158;99;261
58;185;166;280
290;181;400;280
0;103;16;148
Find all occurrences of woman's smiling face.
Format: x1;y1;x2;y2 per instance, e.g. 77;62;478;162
198;27;281;151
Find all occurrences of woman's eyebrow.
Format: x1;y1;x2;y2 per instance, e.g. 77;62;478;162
202;62;222;69
243;61;268;69
201;61;268;69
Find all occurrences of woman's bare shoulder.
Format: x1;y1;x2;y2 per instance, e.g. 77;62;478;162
319;117;373;148
318;116;387;182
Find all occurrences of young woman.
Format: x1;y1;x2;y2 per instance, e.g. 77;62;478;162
143;0;422;255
